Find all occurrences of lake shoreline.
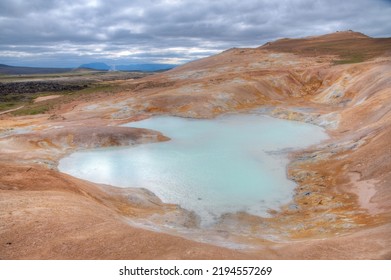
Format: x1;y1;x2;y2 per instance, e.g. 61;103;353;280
1;46;390;259
57;113;330;247
1;105;386;258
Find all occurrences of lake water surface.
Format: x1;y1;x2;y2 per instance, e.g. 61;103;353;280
59;114;328;225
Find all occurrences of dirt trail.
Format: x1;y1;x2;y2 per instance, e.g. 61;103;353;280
34;95;61;103
0;105;24;115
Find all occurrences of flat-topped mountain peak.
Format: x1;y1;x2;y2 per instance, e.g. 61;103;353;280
259;30;391;62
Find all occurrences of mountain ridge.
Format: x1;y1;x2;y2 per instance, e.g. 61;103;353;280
0;64;72;75
79;62;177;72
260;30;391;63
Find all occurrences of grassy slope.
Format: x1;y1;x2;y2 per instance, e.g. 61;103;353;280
0;71;151;115
9;83;117;116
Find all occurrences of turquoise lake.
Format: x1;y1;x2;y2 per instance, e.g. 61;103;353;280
58;114;328;225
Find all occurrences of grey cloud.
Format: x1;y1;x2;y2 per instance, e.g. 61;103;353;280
0;0;391;67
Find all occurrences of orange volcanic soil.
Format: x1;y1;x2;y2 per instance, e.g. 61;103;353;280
0;31;390;259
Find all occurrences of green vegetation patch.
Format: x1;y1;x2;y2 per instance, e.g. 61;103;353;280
0;102;18;111
0;69;134;115
4;82;118;116
333;53;365;64
69;83;115;96
12;103;52;116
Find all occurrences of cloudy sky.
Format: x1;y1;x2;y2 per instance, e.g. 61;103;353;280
1;0;391;68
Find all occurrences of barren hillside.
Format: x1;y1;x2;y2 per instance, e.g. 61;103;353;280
1;31;390;259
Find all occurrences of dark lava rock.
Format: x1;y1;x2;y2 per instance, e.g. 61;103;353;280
0;82;87;102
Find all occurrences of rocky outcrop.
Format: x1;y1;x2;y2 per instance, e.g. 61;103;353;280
0;126;169;169
0;81;87;95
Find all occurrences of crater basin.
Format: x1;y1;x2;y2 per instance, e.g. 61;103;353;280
58;114;328;225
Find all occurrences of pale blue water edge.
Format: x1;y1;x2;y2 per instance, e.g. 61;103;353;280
58;114;328;226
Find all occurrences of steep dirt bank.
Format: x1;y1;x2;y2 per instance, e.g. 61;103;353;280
1;31;390;259
0;163;253;259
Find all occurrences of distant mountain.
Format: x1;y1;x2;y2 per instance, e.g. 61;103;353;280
0;64;72;75
115;64;177;72
79;62;111;71
78;62;177;72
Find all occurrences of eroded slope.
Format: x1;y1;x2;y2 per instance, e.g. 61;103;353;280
1;31;390;259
